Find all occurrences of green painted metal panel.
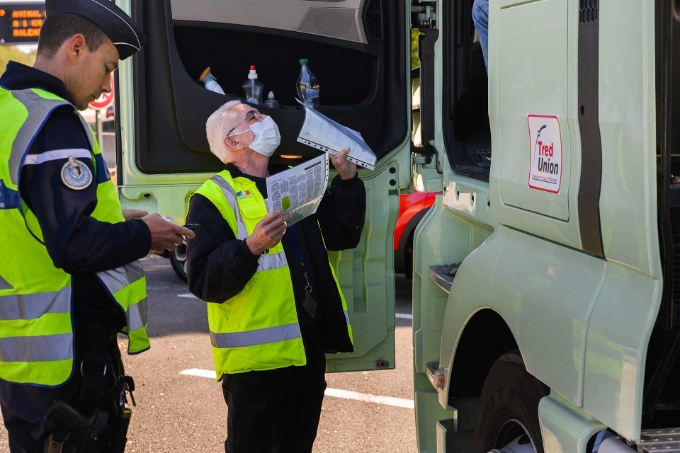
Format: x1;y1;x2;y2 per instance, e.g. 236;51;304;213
491;227;607;406
325;165;402;372
578;0;662;442
597;0;661;278
495;0;571;221
415;390;454;453
583;261;661;442
539;393;605;453
489;0;584;250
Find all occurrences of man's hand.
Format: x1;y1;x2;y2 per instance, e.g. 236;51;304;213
330;147;357;180
245;210;293;255
123;209;149;221
142;213;196;253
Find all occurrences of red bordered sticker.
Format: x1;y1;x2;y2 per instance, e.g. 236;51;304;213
527;114;562;194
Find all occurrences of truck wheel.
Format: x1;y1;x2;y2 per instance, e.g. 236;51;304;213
169;243;188;283
473;351;547;453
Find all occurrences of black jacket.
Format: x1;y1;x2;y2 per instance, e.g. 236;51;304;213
186;164;365;353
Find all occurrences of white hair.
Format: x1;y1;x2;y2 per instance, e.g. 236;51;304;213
206;100;242;164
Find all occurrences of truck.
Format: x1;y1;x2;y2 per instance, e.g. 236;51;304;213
115;0;679;451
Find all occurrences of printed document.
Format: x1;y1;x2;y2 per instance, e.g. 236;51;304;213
266;153;329;227
296;102;377;170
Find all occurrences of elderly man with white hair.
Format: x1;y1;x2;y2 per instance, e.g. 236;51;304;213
185;100;366;453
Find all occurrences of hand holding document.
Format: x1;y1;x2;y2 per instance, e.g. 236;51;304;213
266;153;329;227
296;100;377;170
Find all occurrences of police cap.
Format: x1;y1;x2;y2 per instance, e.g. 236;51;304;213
46;0;146;60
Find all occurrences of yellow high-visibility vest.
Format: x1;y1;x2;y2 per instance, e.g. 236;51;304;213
0;87;150;387
194;170;353;378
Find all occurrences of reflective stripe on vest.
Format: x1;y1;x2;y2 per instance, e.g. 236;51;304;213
257;250;288;272
23;148;91;165
210;175;248;239
97;262;149;334
0;333;72;362
210;323;302;348
97;262;145;294
0;287;70;320
7;90;75;186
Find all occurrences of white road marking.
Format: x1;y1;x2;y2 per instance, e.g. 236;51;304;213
180;368;414;410
324;388;414;409
181;368;214;378
177;293;198;299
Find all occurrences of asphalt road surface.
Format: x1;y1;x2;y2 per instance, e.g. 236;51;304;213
0;255;417;453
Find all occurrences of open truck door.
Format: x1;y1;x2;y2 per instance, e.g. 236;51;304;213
114;0;412;372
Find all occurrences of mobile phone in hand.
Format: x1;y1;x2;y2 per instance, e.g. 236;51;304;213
183;224;202;232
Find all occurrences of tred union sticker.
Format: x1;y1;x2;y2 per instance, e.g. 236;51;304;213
527;114;562;194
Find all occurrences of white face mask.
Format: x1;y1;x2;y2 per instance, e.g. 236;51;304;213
248;116;281;157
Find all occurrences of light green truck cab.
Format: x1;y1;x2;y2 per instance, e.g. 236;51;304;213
115;0;679;451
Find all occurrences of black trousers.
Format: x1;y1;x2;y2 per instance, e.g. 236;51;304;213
222;328;327;453
0;335;121;453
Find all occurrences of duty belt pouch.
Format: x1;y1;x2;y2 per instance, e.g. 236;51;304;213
78;323;115;412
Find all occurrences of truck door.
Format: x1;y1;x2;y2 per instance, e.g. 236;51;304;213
114;0;411;372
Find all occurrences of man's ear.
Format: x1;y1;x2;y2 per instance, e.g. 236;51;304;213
67;34;87;64
224;135;241;151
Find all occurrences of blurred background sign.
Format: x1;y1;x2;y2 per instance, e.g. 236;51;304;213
0;2;45;45
89;74;115;111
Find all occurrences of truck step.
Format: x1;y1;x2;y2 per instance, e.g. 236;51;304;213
638;428;680;452
429;263;461;293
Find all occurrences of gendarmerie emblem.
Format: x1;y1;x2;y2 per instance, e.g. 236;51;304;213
61;156;92;191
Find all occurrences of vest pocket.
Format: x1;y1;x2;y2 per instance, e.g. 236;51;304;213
238;197;268;223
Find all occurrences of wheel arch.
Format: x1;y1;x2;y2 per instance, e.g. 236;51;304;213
446;308;519;407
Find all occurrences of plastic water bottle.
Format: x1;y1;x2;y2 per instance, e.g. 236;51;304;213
199;67;225;95
242;65;264;105
264;91;280;109
297;59;320;109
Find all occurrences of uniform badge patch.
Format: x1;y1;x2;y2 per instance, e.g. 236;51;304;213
236;190;253;199
61;156;92;191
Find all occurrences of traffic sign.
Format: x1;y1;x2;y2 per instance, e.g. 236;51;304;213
89;74;115;111
0;2;45;45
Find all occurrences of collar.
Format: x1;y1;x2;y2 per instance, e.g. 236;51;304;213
226;164;258;183
225;163;288;182
0;61;75;104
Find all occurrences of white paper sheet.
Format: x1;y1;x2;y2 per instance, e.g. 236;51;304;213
296;102;377;170
266;153;329;227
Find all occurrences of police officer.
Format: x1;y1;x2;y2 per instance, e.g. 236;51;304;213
0;1;194;451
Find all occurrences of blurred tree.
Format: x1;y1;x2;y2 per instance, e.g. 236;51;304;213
0;46;37;76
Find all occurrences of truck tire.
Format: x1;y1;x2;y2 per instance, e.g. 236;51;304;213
169;243;188;283
473;351;547;453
